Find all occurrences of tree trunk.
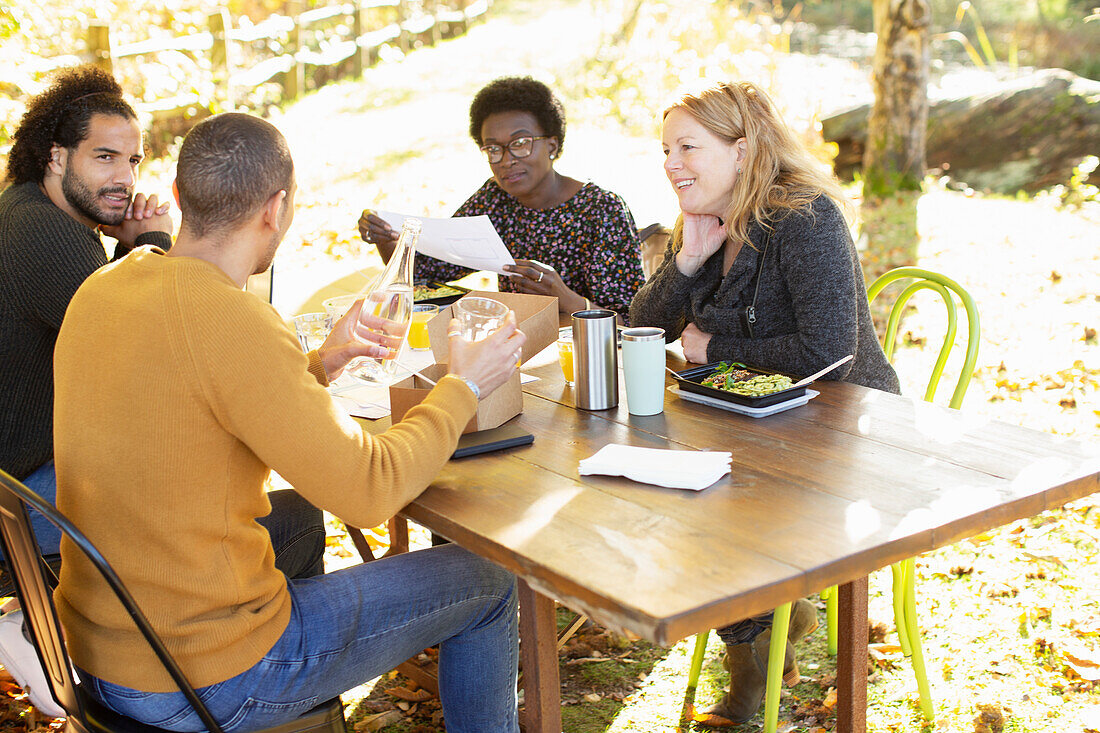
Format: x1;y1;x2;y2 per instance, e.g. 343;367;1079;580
862;0;931;196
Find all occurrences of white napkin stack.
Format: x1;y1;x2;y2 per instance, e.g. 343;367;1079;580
578;444;733;491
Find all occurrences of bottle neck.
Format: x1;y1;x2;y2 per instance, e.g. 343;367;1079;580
380;223;418;286
392;233;416;282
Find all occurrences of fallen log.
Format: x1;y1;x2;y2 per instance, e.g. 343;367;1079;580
823;68;1100;193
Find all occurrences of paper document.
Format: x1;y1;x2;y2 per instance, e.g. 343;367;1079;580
375;211;515;275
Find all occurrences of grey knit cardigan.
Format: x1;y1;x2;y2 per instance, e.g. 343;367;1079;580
629;195;900;394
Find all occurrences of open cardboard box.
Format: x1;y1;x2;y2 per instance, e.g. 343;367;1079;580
389;291;558;434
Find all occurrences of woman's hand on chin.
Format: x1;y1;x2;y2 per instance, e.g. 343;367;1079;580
675;213;727;276
680;322;713;363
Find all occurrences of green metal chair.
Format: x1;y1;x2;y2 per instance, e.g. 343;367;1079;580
822;266;980;721
685;603;793;733
686;267;979;729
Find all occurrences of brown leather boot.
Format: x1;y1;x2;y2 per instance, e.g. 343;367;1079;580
706;600;820;723
752;630;800;686
703;641;766;724
787;598;819;643
753;599;820;687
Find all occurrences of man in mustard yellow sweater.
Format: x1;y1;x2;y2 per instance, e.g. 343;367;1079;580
53;113;526;733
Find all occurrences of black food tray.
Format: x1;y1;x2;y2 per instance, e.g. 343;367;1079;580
671;362;807;408
413;281;470;306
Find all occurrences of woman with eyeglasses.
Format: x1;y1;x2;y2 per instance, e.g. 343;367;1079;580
630;81;899;724
360;76;646;317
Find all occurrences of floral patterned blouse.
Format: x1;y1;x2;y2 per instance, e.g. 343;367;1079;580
413;179;647;317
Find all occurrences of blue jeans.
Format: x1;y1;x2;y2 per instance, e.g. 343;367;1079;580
1;463;324;583
83;544;519;733
20;460;63;560
716;612;774;645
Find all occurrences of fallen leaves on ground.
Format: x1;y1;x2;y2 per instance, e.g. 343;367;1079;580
1060;642;1100;681
972;703;1007;732
386;686;434;703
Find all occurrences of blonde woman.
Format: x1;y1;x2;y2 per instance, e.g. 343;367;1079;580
630;82;899;723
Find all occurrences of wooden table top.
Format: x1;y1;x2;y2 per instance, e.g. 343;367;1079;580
380;346;1099;647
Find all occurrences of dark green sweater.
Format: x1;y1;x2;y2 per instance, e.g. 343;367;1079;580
0;182;171;479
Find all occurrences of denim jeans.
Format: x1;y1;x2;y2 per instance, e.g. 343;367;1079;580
716;612;774;645
83;544;519;733
17;460;62;560
261;490;325;580
0;463;323;584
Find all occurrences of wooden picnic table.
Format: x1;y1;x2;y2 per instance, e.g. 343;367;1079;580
362;340;1099;732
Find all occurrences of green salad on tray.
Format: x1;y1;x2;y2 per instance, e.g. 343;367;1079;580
699;362;794;396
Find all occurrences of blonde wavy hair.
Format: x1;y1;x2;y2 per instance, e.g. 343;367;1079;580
665;81;848;246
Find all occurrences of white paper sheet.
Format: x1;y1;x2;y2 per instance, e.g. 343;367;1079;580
375;210;515;275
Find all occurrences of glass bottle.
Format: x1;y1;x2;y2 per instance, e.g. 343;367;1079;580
344;218;420;384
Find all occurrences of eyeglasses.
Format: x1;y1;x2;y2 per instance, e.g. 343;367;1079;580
479;136;551;164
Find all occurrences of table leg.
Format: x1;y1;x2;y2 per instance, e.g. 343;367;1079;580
836;576;868;733
518;579;562;733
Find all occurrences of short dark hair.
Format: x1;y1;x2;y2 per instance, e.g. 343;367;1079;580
176;113;294;239
5;64;137;185
468;77;567;156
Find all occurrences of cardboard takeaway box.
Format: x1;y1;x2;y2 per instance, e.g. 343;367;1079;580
389;290;558;434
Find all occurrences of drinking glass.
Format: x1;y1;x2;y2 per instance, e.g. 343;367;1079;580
408;304;439;351
557;336;574;384
453;297;508;342
322;294;360;324
292;313;330;352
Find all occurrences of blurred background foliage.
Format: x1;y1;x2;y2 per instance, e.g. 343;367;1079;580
785;0;1098;79
0;0;1097;161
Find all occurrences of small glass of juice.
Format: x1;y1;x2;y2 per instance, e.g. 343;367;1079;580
557;335;574;385
407;304;439;350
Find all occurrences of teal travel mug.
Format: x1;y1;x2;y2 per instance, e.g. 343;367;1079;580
621;327;666;415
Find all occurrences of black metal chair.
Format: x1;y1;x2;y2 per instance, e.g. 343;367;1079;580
0;468;345;733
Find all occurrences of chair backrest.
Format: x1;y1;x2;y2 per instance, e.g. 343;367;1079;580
247;262;275;304
867;267;980;409
637;223;670;281
0;469;225;733
0;473;78;718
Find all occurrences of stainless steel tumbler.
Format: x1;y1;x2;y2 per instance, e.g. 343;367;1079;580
572;309;618;410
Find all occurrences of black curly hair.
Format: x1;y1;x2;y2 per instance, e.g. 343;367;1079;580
468;77;567;157
6;64;137;185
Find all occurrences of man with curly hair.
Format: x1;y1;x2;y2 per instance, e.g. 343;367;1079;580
0;64;171;509
0;61;174;718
